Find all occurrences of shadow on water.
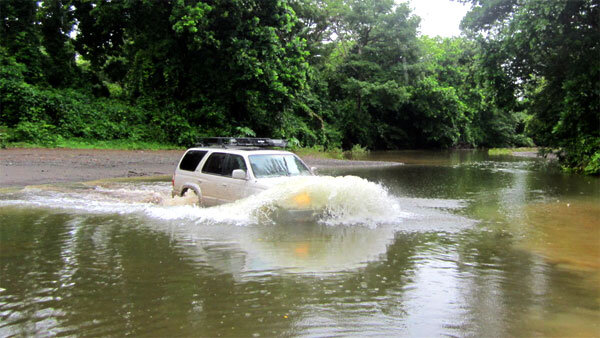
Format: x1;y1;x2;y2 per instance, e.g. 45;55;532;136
1;150;599;336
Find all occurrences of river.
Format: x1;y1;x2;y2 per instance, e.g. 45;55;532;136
1;150;598;336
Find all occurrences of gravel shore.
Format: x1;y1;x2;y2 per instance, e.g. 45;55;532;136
0;148;399;188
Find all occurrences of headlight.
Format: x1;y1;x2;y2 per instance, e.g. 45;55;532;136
292;192;311;208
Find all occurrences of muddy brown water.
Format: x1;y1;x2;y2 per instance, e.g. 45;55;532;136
1;150;598;336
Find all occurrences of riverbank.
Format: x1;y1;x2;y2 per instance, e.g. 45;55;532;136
488;147;558;160
0;148;400;188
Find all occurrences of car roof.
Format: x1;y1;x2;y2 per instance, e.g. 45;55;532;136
185;147;294;156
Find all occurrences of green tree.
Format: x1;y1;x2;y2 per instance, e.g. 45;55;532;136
0;0;45;84
39;0;78;87
461;0;600;174
67;0;312;143
321;0;420;148
411;37;472;147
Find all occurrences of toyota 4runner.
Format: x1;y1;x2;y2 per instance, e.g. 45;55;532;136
172;138;314;209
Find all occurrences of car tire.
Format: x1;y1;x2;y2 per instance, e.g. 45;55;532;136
183;187;202;207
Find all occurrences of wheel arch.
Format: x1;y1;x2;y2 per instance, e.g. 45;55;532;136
181;184;202;203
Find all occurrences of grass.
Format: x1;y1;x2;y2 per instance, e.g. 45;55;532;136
292;146;345;160
292;144;370;160
3;138;183;151
488;147;539;156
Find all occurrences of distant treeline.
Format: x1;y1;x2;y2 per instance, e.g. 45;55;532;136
1;0;598;174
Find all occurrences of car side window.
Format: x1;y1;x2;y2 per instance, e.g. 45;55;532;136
201;153;246;177
202;152;227;175
223;154;247;177
179;150;208;171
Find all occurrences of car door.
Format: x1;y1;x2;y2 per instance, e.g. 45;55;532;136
199;152;229;206
222;154;249;202
200;153;249;205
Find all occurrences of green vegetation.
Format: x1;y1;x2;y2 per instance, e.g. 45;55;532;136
488;148;539;156
1;0;597;174
487;148;513;156
348;144;369;160
460;0;599;174
292;146;344;160
6;138;181;151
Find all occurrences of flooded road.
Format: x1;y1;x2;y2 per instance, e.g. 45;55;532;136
1;150;599;336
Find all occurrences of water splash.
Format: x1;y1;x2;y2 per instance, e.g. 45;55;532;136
146;176;409;226
229;175;408;226
0;176;408;226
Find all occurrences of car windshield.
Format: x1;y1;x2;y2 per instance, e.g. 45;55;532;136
249;154;311;178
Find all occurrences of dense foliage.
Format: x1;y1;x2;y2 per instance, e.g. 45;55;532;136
1;0;598;174
460;0;599;174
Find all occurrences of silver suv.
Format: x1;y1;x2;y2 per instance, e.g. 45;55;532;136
172;138;314;207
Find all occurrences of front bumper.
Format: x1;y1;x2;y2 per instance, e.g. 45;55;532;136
272;208;319;222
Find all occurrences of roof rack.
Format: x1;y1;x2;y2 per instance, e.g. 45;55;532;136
196;137;288;149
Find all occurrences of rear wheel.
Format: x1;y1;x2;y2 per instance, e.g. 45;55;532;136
183;188;202;206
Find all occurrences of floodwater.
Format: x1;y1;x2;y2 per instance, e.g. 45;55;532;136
1;150;598;337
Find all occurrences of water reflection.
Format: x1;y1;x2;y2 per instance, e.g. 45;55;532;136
1;150;599;336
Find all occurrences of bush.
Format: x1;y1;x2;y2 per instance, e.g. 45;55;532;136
347;144;369;159
584;152;600;176
511;134;535;147
0;126;9;149
560;136;600;175
11;121;61;146
293;145;344;159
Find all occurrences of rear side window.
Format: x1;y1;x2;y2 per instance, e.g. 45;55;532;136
179;150;207;171
202;153;247;177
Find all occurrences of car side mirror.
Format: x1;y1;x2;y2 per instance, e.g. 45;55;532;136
232;169;247;180
311;167;317;173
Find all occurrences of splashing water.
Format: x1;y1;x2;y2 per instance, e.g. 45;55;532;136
146;175;409;226
214;175;408;226
0;176;409;227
